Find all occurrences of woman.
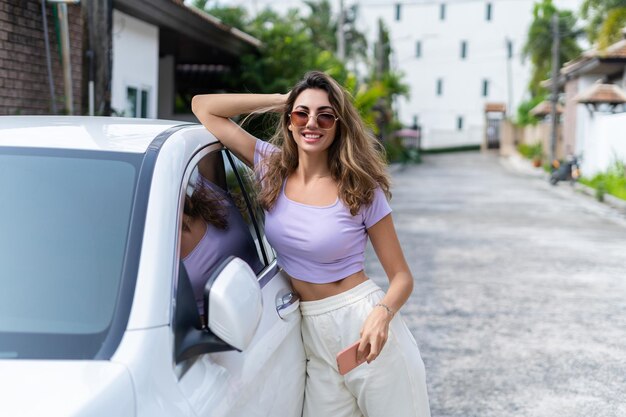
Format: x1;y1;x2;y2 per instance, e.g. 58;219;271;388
192;71;430;417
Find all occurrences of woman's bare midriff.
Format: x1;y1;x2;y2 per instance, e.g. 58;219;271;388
289;270;369;302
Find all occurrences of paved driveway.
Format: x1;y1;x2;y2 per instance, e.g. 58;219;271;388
366;152;626;417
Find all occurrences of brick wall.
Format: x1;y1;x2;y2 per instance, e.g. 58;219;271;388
0;0;83;115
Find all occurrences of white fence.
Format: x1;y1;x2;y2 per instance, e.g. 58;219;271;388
580;112;626;176
422;125;483;149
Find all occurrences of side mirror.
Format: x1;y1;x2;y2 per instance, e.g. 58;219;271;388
204;256;263;351
175;257;262;364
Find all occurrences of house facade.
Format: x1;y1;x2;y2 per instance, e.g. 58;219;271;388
556;38;626;175
0;1;84;115
0;0;259;119
355;0;583;150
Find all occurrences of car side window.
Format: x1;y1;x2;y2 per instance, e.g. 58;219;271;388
178;149;265;316
224;150;276;264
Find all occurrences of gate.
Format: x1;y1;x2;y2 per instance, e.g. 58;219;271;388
484;102;506;150
486;118;500;149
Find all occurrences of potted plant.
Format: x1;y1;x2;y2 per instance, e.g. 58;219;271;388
530;142;543;167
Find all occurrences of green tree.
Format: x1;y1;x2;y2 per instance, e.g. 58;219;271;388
192;1;248;30
191;0;209;11
206;5;248;30
366;19;409;139
522;0;583;97
372;18;392;77
342;4;368;64
239;8;322;93
188;1;408;146
581;0;626;49
516;94;545;126
301;0;367;67
303;0;336;52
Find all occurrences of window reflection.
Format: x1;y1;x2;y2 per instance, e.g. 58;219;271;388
180;150;263;314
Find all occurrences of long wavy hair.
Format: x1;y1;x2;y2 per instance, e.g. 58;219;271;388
183;184;228;231
257;71;391;215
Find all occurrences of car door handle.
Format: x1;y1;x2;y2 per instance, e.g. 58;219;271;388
276;291;300;319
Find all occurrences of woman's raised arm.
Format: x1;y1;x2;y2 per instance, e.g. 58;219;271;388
191;93;286;166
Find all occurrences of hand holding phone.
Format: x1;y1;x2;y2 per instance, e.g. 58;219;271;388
336;341;368;375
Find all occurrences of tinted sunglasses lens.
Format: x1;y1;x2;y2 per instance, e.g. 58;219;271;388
317;113;336;129
290;111;309;127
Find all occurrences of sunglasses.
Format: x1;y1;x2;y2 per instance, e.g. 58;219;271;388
289;110;339;130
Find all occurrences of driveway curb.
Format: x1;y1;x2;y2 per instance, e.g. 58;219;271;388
500;153;626;216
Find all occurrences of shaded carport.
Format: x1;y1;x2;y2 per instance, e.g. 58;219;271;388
114;0;260;120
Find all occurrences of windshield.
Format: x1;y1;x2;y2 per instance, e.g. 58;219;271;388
0;148;141;359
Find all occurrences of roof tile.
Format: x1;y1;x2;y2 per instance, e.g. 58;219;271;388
575;83;626;104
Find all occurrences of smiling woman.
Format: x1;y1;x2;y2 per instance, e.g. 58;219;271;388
192;71;431;417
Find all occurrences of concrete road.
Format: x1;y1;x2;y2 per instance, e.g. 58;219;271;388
365;152;626;417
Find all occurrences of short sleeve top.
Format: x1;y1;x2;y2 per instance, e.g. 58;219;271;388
254;139;392;283
183;175;263;313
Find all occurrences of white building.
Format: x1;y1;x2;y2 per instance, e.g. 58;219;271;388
355;0;583;150
111;10;160;119
216;0;585;149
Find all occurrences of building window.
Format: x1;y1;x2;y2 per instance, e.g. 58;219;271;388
437;78;443;96
395;3;401;21
457;116;464;131
482;79;489;97
460;41;467;59
440;3;446;20
416;41;422;58
126;86;149;118
486;3;492;21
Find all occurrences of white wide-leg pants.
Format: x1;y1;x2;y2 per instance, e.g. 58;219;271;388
300;280;431;417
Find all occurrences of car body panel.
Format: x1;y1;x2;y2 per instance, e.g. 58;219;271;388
178;267;305;417
0;361;135;417
125;126;219;330
111;326;196;417
0;117;305;417
0;116;181;153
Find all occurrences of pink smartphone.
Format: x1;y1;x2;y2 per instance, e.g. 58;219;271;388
336;341;367;375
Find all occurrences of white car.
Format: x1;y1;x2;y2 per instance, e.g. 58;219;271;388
0;116;305;417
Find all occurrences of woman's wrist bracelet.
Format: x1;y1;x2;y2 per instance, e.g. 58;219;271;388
375;303;395;317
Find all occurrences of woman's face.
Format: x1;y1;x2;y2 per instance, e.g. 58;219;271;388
288;88;338;155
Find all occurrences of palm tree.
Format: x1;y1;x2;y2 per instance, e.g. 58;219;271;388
522;0;583;97
581;0;626;50
302;0;367;65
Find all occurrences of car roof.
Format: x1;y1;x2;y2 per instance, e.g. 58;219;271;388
0;116;192;153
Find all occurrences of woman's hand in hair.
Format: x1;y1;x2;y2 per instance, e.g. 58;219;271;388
191;93;285;166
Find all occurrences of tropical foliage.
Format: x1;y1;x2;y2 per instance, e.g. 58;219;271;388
581;0;626;50
517;142;544;161
302;0;367;64
580;157;626;201
516;95;545;126
190;0;410;153
522;0;583;98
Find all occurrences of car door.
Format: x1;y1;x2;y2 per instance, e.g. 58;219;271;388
173;145;305;417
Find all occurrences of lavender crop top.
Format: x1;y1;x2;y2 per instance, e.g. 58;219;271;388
183;175;263;313
254;139;392;283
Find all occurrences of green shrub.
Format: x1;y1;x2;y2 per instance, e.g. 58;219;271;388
580;159;626;201
516;95;544;126
517;142;543;160
384;137;420;164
